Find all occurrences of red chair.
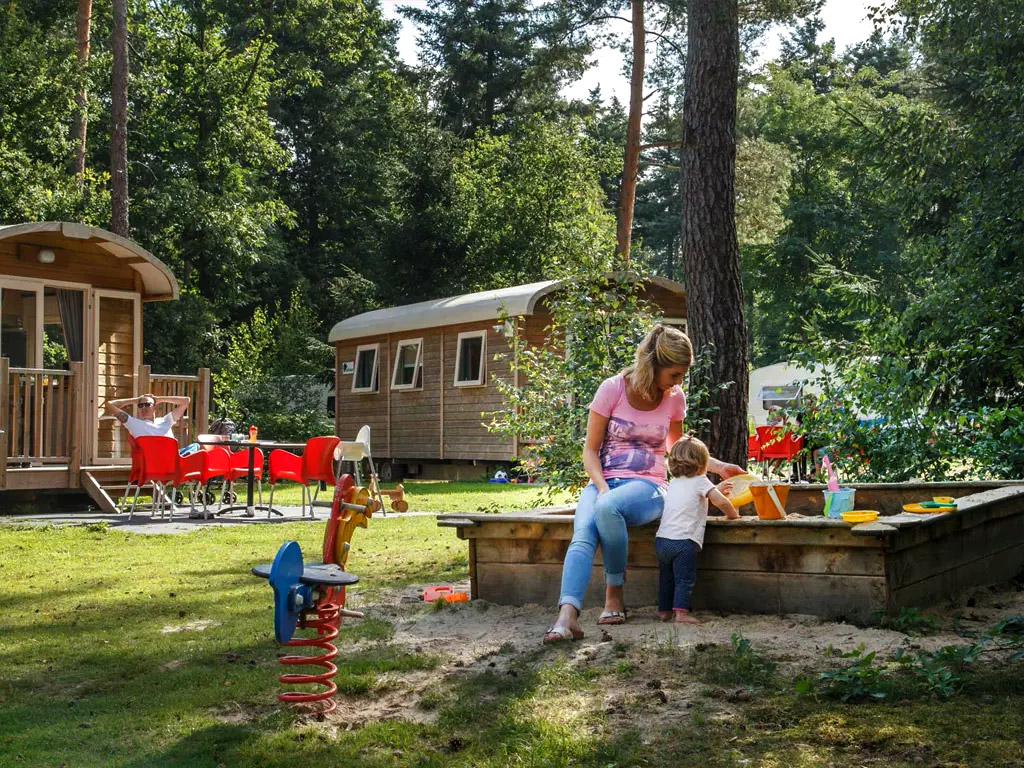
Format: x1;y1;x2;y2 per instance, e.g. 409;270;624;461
194;444;231;519
758;426;806;481
131;436;204;521
122;434;147;520
267;436;340;519
747;433;763;468
223;447;265;511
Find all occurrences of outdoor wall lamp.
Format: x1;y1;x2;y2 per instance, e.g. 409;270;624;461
37;249;56;264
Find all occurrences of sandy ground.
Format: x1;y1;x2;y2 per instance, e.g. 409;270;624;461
301;574;1024;731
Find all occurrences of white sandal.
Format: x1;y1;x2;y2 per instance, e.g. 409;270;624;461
542;625;584;644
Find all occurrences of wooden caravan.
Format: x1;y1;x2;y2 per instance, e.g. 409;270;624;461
328;277;686;479
0;222;209;497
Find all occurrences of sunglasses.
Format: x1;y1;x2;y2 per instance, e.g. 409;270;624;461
138;401;156;408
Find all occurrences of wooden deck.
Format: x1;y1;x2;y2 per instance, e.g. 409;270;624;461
438;481;1024;622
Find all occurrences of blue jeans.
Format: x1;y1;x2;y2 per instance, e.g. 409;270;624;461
558;478;665;611
655;537;700;611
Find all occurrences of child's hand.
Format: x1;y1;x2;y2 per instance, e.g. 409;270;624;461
719;481;734;497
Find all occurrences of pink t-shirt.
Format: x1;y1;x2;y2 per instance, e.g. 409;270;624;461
589;373;687;486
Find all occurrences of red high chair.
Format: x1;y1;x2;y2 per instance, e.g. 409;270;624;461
131;436;205;521
267;436;340;519
757;426;805;481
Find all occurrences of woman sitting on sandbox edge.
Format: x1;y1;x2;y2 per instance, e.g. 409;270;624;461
542;324;744;644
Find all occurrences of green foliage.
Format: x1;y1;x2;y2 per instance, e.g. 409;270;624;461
449;117;619;288
488;272;656;492
894;643;982;698
693;633;777;688
214;288;332;441
878;607;941;637
816;644;889;701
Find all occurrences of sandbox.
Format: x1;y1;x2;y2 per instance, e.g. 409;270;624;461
437;481;1024;622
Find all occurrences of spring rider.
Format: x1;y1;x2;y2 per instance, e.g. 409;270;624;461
250;474;378;713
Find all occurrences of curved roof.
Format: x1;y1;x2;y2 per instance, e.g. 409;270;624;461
0;221;179;300
328;276;686;342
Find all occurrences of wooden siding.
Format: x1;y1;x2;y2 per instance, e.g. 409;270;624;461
0;241;135;292
334;333;389;456
442;321;515;461
330;279;685;465
96;297;135;459
389;329;442;460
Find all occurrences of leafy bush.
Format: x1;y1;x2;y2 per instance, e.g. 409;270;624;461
815;644;889;701
878;607;941;636
488;271;656;492
696;632;777;688
214;288;332;441
488;270;725;492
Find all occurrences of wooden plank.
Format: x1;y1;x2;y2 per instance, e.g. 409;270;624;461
0;357;7;488
452;516;889;548
468;537;477;600
68;361;84;487
890;541;1024;613
42;375;53;457
3;466;72;490
472;537;886;576
18;374;28;461
886;510;1024;590
472;562;887;620
81;469;118;514
196;367;210;435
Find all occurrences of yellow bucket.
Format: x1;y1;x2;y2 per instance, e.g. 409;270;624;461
718;473;759;508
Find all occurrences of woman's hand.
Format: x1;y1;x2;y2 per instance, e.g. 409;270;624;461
707;457;746;479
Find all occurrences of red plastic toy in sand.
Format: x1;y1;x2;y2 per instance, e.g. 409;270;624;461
421;585;469;603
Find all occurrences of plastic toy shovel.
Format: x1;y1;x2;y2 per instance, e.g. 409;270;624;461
822;454;840;492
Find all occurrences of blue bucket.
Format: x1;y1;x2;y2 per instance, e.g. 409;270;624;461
823;488;856;519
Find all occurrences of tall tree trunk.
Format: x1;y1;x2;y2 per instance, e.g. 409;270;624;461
110;0;129;236
679;0;748;467
69;0;92;177
615;0;645;266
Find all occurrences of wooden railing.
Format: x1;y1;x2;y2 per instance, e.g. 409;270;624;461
1;360;85;470
139;365;211;445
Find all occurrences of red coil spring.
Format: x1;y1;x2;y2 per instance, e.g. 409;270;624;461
277;602;340;713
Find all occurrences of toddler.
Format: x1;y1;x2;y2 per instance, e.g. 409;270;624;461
655;435;740;624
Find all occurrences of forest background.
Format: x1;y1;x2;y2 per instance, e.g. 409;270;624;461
1;0;1021;478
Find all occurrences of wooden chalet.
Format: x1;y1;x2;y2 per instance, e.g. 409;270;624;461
0;222;209;504
329;277;686;479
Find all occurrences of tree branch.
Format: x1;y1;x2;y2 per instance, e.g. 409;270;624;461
572;15;685;58
639;140;680;151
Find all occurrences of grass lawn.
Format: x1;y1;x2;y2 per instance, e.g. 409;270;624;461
254;480;572;514
1;492;1022;767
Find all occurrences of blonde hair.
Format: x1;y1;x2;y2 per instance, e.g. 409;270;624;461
623;324;693;402
667;435;709;478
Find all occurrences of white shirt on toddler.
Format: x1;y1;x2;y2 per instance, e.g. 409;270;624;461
656;474;716;547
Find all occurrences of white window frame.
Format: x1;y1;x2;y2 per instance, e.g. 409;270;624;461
453;330;486;387
351;343;380;394
390;337;423;391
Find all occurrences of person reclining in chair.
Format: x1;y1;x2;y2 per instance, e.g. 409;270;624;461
104;393;191;441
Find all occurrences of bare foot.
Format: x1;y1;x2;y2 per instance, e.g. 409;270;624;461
545;604;583;642
656;611;673;622
674;610;701;624
604;584;626;615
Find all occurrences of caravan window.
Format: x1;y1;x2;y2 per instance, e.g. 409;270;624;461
352;344;379;393
454;330;486;387
391;338;423;390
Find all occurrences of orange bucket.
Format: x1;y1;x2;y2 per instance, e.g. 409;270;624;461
750;482;789;520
